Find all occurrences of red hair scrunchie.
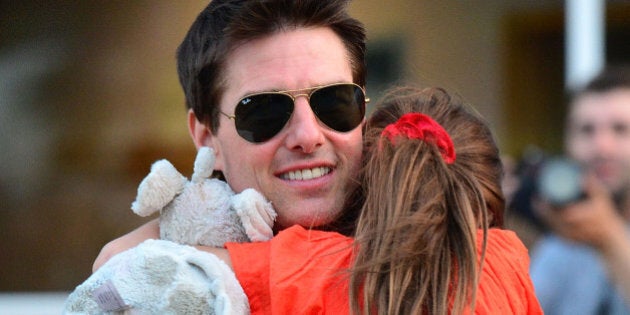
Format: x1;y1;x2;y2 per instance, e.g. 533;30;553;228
381;113;456;164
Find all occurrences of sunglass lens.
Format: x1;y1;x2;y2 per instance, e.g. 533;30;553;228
234;94;293;143
310;84;365;132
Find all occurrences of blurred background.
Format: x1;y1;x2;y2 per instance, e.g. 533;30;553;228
1;0;630;309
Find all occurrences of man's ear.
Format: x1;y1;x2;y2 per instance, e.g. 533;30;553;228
188;109;224;171
188;109;211;148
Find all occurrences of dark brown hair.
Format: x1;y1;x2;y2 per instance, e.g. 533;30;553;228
176;0;367;134
580;64;630;95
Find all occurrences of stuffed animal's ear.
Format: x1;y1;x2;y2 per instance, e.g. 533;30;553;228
231;189;277;242
191;147;215;184
131;159;187;217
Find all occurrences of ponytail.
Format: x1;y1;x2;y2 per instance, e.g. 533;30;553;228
350;87;502;314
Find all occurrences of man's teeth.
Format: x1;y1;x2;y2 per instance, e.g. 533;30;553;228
282;167;331;180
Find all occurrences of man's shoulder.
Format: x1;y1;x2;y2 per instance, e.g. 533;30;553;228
532;234;599;261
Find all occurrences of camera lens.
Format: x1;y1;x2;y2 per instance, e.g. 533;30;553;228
537;158;583;206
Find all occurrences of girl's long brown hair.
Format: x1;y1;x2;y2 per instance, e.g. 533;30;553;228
349;87;505;314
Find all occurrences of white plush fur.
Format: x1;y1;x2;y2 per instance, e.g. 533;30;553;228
64;147;277;314
132;147;276;246
64;239;249;314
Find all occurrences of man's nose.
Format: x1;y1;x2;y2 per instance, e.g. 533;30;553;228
592;130;616;157
283;97;325;153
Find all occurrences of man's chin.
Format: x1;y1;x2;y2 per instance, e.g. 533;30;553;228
275;208;340;230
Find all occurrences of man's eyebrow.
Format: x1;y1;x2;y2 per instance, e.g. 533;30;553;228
238;87;282;97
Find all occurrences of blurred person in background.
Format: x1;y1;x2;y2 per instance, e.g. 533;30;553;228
530;65;630;314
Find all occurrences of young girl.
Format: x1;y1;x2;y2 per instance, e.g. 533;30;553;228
350;86;513;314
225;86;541;314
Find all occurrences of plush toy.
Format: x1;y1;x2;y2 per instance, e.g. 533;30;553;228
63;147;276;314
131;146;277;245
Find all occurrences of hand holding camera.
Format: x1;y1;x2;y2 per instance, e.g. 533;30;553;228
535;157;624;249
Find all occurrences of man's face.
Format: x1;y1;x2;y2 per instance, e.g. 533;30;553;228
196;27;364;231
566;88;630;194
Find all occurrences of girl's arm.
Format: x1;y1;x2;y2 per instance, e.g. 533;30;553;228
92;219;160;272
92;219;233;272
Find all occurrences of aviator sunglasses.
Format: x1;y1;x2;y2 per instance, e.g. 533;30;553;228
220;83;369;143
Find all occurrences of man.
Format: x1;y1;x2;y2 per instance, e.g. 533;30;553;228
93;0;368;270
530;65;630;314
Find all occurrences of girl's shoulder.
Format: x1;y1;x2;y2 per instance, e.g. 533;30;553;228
474;228;543;314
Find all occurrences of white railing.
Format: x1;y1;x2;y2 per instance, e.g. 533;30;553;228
0;292;69;315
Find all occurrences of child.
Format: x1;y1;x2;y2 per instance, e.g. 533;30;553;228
351;86;516;314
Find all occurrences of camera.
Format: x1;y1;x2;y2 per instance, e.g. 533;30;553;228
536;157;584;206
